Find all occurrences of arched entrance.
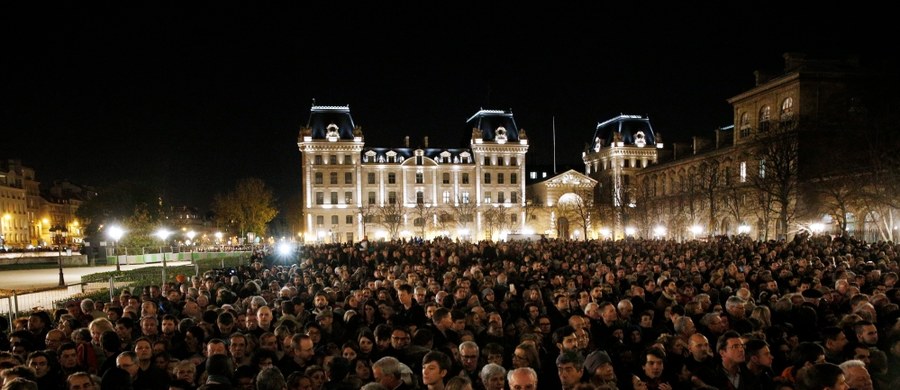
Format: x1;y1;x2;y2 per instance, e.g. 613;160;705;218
558;217;570;240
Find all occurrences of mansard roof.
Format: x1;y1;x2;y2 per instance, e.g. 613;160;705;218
589;114;657;150
303;104;357;140
466;109;522;143
361;147;474;164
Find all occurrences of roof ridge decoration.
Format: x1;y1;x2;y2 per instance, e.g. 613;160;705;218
310;105;351;112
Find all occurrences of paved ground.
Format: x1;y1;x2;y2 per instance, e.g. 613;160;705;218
0;260;193;292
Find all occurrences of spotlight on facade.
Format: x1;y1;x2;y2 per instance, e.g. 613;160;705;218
653;226;667;238
624;227;636;237
375;230;388;239
457;228;470;236
522;227;535;235
737;224;752;234
810;223;825;234
690;225;704;235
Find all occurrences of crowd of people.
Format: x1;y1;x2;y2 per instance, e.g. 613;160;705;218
0;233;899;390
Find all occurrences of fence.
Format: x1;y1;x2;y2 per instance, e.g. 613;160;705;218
0;252;251;320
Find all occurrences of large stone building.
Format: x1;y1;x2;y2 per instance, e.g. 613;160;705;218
604;53;898;241
298;105;528;243
0;160;89;248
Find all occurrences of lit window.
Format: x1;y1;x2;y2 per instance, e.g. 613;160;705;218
740;162;747;182
443;191;450;204
462;192;470;204
781;97;794;118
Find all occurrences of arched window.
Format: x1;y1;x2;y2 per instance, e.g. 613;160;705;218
759;105;771;131
740;112;751;138
781;97;794;118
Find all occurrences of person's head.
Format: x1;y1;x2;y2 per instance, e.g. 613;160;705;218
1;377;38;390
584;350;614;383
716;330;746;365
458;341;479;372
506;367;537;390
688;333;711;361
555;350;584;388
390;327;411;350
512;342;540;370
797;363;847;390
552;326;578;352
640;348;666;379
206;338;227;357
745;339;773;368
293;334;314;362
822;326;848;353
839;359;872;390
66;372;94;390
116;351;139;378
372;357;402;389
172;360;196;384
133;337;153;362
445;376;473;390
44;329;65;352
421;351;451;387
854;321;878;346
791;342;826;371
25;351;51;378
256;367;286;390
479;363;506;390
58;342;79;370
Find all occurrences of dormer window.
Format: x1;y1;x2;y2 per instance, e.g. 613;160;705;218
326;123;340;141
495;126;508;144
634;131;647;148
594;137;602;152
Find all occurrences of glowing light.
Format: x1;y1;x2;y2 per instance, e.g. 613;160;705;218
317;231;326;238
690;225;704;235
107;226;124;241
737;225;751;234
522;227;535;235
653;226;667;237
155;229;172;240
400;230;411;237
810;223;825;234
186;230;197;240
214;232;223;241
599;228;612;238
277;242;293;256
457;228;470;236
375;230;388;239
499;230;510;241
625;227;636;236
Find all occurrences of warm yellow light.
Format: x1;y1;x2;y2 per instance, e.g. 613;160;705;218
42;218;50;225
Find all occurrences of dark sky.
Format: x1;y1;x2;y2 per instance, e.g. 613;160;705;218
3;3;891;209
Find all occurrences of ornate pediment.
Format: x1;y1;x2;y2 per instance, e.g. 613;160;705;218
544;170;597;187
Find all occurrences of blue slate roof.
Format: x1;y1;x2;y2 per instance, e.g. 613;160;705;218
590;114;657;150
466;109;521;142
304;105;357;140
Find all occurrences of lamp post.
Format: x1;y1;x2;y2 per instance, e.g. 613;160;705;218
51;223;68;286
107;225;124;272
156;229;172;283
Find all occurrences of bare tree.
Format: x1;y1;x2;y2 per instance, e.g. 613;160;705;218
411;203;433;238
377;202;404;239
451;196;477;237
698;161;721;234
808;173;863;235
748;126;800;240
555;188;595;240
358;204;378;239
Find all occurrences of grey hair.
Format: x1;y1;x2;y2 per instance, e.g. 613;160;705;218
838;359;867;370
373;356;401;379
255;367;286;390
459;340;479;353
479;363;506;383
673;316;694;334
506;367;537;385
251;295;268;308
725;296;745;310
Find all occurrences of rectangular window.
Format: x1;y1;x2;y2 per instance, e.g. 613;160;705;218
368;192;376;205
388;173;396;184
484;192;492;204
442;173;450;184
330;192;338;204
416;156;423;165
498;173;504;184
345;154;353;164
316;192;324;205
462;192;470;204
511;214;518;223
415;172;424;184
346;215;353;224
511;173;518;184
314;155;323;165
316;215;324;225
498;192;505;203
346;232;353;242
368;172;376;184
315;172;323;184
740;161;747;183
345;172;353;184
483;157;490;166
530;172;536;179
759;159;766;178
331;215;339;225
462;173;470;184
484;173;491;184
443;191;450;204
511;157;518;166
416;191;424;204
388;191;397;204
345;191;353;203
330;172;338;185
329;155;337;165
511;191;518;203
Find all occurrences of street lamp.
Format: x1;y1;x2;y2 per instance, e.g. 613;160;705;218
50;223;68;286
156;228;172;283
107;225;124;272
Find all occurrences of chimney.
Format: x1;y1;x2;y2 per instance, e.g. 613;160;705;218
424;136;429;148
404;136;410;148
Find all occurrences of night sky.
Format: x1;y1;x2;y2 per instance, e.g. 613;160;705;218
4;3;892;209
